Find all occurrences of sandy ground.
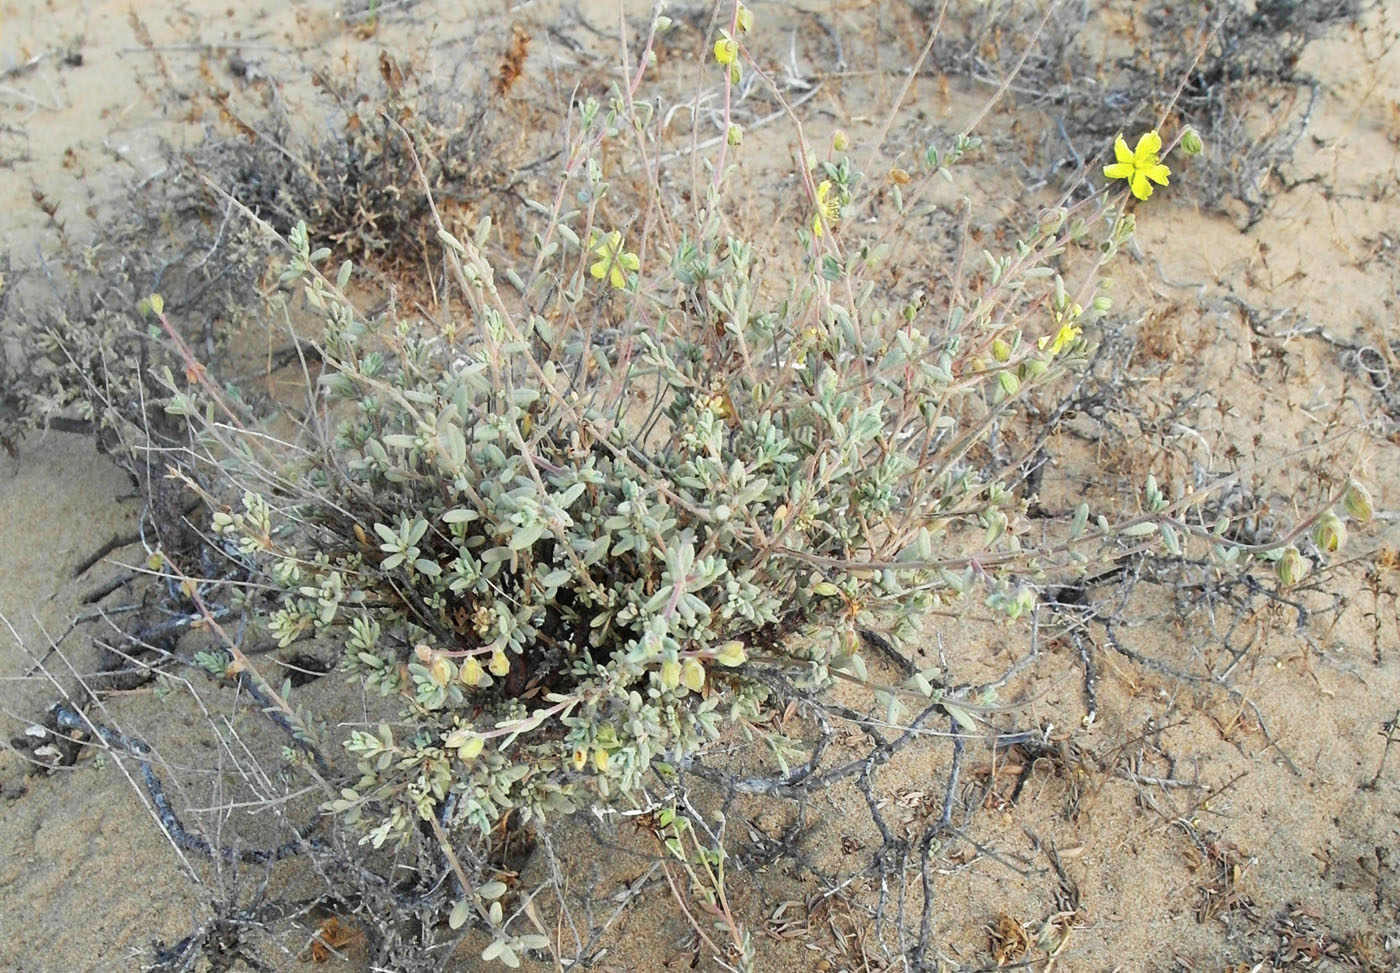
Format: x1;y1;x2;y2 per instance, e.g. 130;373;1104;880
2;1;1399;971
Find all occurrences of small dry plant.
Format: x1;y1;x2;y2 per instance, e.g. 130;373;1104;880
29;2;1374;969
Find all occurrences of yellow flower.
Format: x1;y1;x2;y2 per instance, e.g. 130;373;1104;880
813;180;839;237
589;230;639;289
1103;130;1171;201
1038;321;1081;358
713;33;738;65
736;4;753;32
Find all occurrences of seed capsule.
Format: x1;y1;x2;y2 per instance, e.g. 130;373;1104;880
1276;545;1308;586
1343;480;1373;524
1312;510;1346;554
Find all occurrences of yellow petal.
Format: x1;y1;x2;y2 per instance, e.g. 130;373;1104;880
1103;162;1134;180
1129;172;1152;200
1144;163;1170;186
1134;130;1162;163
1113;135;1133;165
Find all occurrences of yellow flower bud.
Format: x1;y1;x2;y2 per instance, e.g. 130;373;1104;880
428;655;454;687
681;657;706;693
571;747;588;771
832;129;849;152
736;3;753;32
594;748;610;773
446;728;485;761
660;659;682;691
727;123;743;146
713;34;738;66
459;655;486;687
991;338;1012;362
489;648;511;677
715;640;747;667
771;504;789;532
1180;127;1204;157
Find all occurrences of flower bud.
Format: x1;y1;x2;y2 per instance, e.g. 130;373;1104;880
1180;128;1204;156
832;129;850;152
1091;295;1112;313
713;35;738;66
428;655;454;687
716;640;747;667
997;371;1021;396
1038;207;1067;235
594;748;610;773
681;657;706;693
660;658;682;691
1312;510;1346;554
446;728;485;761
488;647;511;677
736;3;753;32
1343;479;1373;524
991;337;1012;362
726;123;743;146
1276;545;1308;586
459;655;486;687
571;747;588;771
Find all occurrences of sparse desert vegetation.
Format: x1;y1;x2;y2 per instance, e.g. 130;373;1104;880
1;2;1397;971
